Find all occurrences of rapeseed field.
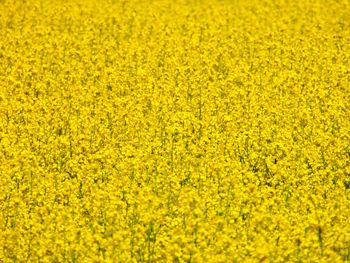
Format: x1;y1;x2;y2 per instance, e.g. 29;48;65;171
1;0;350;262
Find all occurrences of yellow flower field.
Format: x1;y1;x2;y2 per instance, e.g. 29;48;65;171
1;0;350;262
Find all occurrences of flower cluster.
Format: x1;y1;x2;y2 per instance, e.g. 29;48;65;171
1;0;350;261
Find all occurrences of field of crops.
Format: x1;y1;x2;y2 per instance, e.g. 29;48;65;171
1;0;350;262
